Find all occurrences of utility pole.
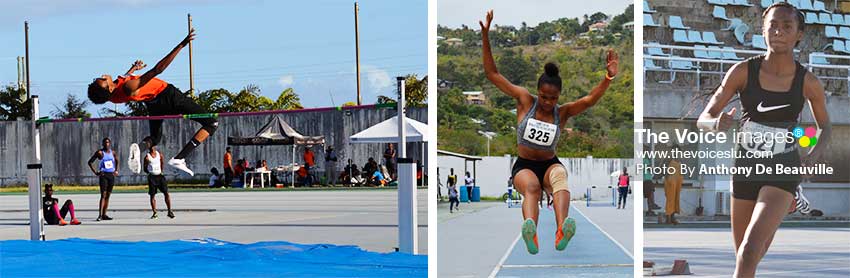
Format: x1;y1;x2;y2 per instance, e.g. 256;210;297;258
187;13;195;97
354;2;362;105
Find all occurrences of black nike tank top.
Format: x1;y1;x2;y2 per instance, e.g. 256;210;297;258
740;55;806;128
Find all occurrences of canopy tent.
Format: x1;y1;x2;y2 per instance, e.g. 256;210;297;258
227;116;325;187
349;115;428;186
349;116;428;143
228;116;324;146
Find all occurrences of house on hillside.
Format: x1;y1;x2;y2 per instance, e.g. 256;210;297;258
445;38;463;46
438;79;457;89
622;22;634;31
589;22;608;32
463;91;486;105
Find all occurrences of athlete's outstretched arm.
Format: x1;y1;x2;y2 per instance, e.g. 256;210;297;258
561;49;618;118
124;60;146;76
132;29;195;91
802;73;832;166
697;62;747;131
480;10;531;104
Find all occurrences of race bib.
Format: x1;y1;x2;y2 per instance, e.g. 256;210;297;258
738;121;788;155
523;118;557;147
103;161;115;170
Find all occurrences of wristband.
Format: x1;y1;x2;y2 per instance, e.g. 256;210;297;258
605;73;615;80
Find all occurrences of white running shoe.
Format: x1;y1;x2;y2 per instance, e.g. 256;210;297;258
168;158;194;176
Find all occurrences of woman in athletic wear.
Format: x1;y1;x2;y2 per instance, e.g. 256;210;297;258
481;10;618;254
696;3;831;277
617;167;630;209
143;140;173;219
87;28;216;177
88;137;119;221
43;184;81;226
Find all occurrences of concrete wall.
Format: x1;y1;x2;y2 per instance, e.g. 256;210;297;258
650;183;850;217
436;155;635;198
0;107;428;187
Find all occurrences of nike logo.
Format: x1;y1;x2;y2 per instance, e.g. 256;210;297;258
756;102;790;113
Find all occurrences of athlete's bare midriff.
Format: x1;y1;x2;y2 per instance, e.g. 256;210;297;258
517;105;562;161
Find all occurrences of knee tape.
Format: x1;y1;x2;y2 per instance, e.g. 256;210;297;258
549;166;569;193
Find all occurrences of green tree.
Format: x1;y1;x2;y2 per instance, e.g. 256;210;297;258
0;86;32;121
51;94;91;119
270;88;303;110
195;88;234;113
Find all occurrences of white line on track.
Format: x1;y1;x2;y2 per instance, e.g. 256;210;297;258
501;263;633;268
573;205;634;259
488;232;522;278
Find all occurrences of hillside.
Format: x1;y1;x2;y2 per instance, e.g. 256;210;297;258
438;6;634;158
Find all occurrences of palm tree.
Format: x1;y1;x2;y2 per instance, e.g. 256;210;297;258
272;88;303;110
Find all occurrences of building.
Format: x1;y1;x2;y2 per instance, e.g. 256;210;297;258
589;22;608;32
444;38;463;46
462;91;486;105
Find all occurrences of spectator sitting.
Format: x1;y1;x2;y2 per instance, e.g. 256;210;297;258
363;157;378;180
297;165;312;186
234;159;246;186
342;159;363;185
371;168;391;186
209;167;224;188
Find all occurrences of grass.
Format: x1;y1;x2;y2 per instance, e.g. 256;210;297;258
0;184;428;195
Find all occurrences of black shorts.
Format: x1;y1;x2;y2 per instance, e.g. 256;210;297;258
99;174;115;193
731;181;797;200
148;175;168;196
143;84;216;145
511;156;563;186
732;147;800;200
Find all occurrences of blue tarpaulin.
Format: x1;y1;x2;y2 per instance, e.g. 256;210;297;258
0;238;426;277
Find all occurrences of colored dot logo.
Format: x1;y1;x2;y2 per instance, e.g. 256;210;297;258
793;126;818;148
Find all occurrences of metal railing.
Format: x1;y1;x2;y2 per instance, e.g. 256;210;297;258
642;44;850;94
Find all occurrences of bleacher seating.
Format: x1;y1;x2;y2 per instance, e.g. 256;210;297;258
688;30;705;44
669;16;691;29
722;47;743;60
826;26;841;38
728;0;752;7
840;27;850;40
645;58;663;69
645;14;660;27
644;0;657;13
645;0;850;93
694;45;712;59
734;23;750;45
832;14;844;26
673;29;691;43
752;35;767;49
724;18;743;30
703;32;723;45
713;6;730;20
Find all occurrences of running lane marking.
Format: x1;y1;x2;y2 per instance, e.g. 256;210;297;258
487;232;522;278
501;263;633;268
573;204;633;259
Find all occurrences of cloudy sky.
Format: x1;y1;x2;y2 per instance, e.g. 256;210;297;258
439;0;632;28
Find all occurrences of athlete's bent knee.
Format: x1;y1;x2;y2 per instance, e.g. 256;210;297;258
202;121;219;136
550;166;569;194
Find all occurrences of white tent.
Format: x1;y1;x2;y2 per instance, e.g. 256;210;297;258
349;116;429;143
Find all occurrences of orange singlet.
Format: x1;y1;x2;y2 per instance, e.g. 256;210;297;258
109;75;168;103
